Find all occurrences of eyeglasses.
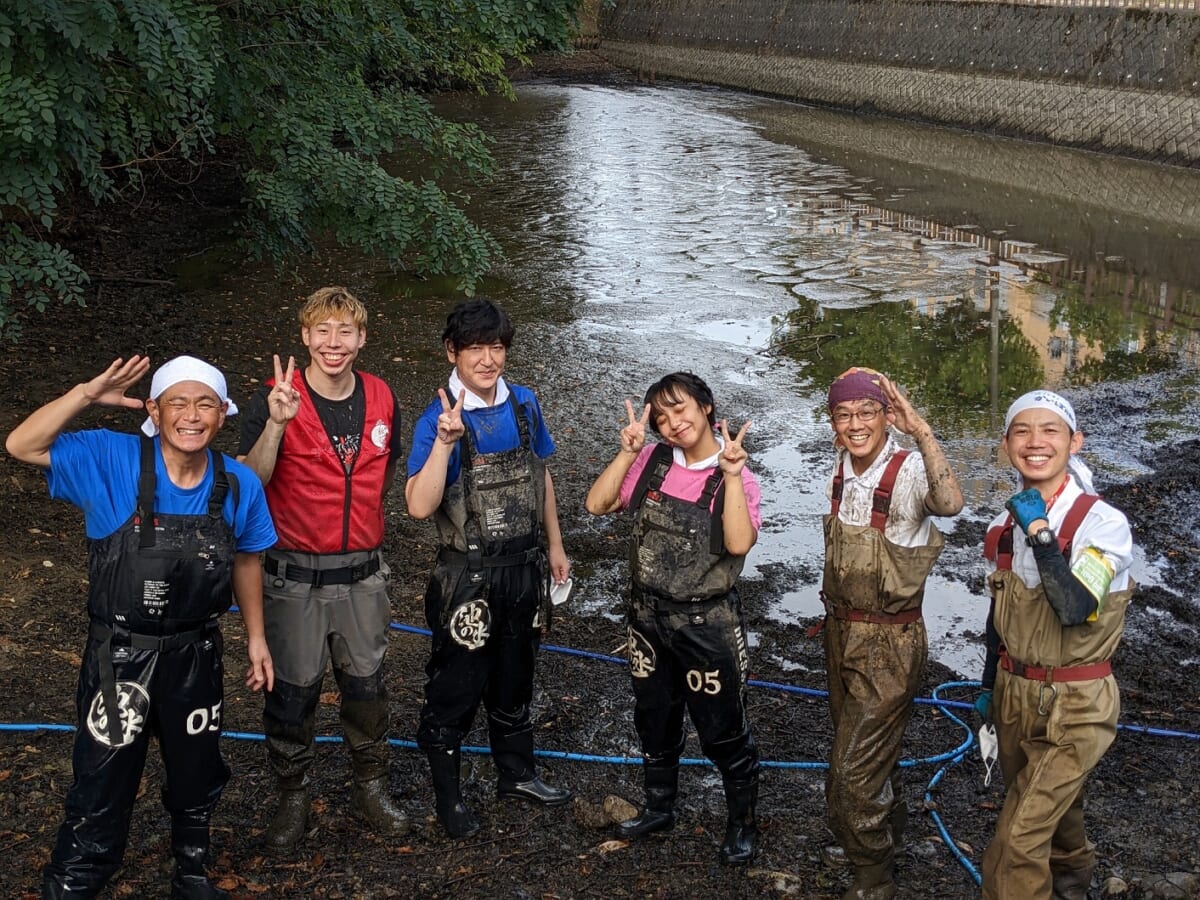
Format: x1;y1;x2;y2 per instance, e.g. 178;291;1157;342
831;405;884;426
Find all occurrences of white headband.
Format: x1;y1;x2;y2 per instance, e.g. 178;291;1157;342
1003;389;1095;493
141;355;238;436
1004;389;1077;433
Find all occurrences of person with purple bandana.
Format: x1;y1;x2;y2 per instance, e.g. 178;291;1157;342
817;367;963;900
978;390;1134;900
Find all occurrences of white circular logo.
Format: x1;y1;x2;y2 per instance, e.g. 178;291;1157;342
86;681;151;748
628;626;657;678
370;420;390;450
449;599;491;650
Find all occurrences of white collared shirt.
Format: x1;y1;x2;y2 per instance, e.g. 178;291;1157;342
671;434;725;470
448;369;510;410
827;435;933;548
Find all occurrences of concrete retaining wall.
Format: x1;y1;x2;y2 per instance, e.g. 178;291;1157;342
598;0;1200;165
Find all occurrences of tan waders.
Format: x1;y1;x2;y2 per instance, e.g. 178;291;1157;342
980;565;1134;900
821;465;944;898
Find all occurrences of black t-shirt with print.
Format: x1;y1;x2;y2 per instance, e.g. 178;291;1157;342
238;372;403;471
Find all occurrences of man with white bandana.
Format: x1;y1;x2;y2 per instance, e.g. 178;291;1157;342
6;355;275;899
585;372;763;865
406;298;572;838
817;367;963;900
239;286;408;853
979;390;1134;900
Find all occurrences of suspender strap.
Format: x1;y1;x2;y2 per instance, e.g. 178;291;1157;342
137;435;157;549
629;443;673;513
986;493;1101;571
830;449;911;533
870;450;910;532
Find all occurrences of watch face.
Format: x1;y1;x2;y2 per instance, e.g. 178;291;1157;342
1033;528;1056;547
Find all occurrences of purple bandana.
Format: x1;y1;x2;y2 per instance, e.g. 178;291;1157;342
828;367;888;411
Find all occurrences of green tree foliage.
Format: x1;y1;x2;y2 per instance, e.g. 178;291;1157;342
0;0;578;338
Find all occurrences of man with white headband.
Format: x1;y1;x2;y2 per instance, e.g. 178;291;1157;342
5;355;276;898
978;389;1134;900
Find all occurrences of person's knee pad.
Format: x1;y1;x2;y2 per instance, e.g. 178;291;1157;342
264;678;321;726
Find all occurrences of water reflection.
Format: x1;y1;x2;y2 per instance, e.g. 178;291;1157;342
440;80;1199;675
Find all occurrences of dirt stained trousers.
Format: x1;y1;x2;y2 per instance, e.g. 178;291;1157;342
261;550;393;785
627;587;757;783
980;668;1119;899
416;539;546;781
824;616;926;868
45;629;229;895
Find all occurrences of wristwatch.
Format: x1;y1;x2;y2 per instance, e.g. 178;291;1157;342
1029;527;1056;548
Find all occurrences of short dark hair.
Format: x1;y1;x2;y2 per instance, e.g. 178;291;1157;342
442;298;515;351
643;372;717;436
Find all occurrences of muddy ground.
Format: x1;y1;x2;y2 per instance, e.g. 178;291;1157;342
2;53;1199;900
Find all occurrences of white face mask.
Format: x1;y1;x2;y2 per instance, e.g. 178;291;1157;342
978;723;998;787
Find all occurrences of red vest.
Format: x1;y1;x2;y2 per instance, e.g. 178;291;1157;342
265;371;395;553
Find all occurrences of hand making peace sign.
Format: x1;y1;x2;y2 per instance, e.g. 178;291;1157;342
435;387;466;445
621;399;650;455
717;418;752;476
267;354;301;425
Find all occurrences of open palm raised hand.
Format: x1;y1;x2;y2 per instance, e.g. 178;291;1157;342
82;356;151;409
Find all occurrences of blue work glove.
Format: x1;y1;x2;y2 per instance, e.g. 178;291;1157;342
974;689;993;725
1006;488;1047;533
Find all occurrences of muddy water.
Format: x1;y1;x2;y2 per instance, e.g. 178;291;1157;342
185;80;1200;676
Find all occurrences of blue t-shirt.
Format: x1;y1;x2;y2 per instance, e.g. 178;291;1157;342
47;430;277;552
407;384;556;486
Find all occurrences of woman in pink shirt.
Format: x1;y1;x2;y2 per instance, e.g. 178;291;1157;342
586;372;762;865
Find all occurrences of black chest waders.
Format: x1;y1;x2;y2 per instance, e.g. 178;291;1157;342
86;437;237;746
45;437;239;895
629;443;739;602
437;393;547;632
620;444;759;862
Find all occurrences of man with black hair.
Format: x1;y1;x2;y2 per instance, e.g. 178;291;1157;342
406;298;572;838
585;372;762;865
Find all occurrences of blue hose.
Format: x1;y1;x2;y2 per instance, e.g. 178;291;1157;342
4;617;1198;888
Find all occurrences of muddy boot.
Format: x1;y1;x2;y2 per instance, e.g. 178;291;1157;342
718;777;758;865
427;748;480;839
263;681;319;855
169;820;229;900
841;860;897;900
489;714;572;806
351;774;410;836
822;844;851;868
1052;864;1094;900
264;781;310;855
496;775;573;806
616;765;678;839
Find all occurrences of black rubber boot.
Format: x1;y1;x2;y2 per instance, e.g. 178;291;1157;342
263;780;310;856
340;687;409;837
169;820;229;900
427;748;480;839
496;775;573;806
718;777;758;865
616;765;678;839
1052;864;1095;900
351;774;410;836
